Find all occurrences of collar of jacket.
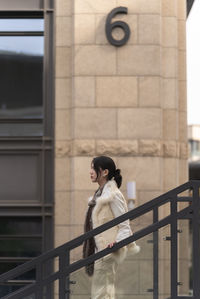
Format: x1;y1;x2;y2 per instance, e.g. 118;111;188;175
91;179;118;219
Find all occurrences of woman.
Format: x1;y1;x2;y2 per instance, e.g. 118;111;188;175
83;156;140;299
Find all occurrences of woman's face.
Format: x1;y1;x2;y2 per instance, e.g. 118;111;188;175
90;163;98;183
90;163;108;186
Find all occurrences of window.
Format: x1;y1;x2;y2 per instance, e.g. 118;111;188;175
0;16;44;136
0;2;54;297
0;217;42;297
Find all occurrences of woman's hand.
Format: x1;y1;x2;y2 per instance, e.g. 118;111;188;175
107;242;116;248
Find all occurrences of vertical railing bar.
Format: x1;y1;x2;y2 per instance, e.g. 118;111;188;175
170;196;178;298
192;182;200;298
153;207;159;299
65;251;70;299
59;250;70;299
36;262;43;299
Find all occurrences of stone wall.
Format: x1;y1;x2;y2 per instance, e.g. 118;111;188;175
54;0;189;297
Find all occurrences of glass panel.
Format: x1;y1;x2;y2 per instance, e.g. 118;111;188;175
0;19;44;32
70;235;151;299
158;224;171;299
0;36;44;119
0;155;41;201
177;219;192;297
23;295;36;299
0;238;42;257
0;123;43;137
0;262;36;280
0;0;42;10
0;285;23;298
0;217;42;235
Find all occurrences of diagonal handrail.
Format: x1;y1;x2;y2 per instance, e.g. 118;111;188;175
0;181;193;282
0;180;199;299
1;205;192;299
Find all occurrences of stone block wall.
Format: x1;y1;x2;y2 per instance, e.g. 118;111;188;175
54;0;189;297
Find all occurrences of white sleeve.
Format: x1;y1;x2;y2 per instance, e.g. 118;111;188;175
110;192;132;243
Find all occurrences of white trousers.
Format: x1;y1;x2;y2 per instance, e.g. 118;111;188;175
91;255;118;299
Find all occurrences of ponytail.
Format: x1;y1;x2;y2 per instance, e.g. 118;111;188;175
113;168;122;188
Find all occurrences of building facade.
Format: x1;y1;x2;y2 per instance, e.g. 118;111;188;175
0;0;189;298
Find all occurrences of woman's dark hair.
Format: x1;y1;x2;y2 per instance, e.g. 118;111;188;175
92;156;122;188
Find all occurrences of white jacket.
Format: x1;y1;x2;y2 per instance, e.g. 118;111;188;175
90;180;140;263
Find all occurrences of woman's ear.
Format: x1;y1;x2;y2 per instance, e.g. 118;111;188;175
103;169;109;177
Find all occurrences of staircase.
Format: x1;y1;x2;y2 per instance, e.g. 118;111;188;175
0;180;200;299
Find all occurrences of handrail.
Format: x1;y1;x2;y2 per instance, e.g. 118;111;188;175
0;180;199;299
0;180;192;283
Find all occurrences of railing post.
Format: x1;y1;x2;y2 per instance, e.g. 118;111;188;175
59;250;70;299
192;182;200;298
170;197;178;298
153;207;158;299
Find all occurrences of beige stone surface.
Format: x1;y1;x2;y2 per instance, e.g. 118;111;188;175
178;50;186;80
73;77;95;107
118;157;162;190
56;17;72;47
138;190;162;206
55;140;71;158
162;17;177;47
54;225;71;247
162;78;177;109
163;140;178;157
74;45;116;75
178;20;186;50
56;47;71;78
70;190;93;225
72;157;95;191
96;139;138;156
118;108;162;139
161;47;177;78
96;76;138;107
74;0;117;14
139;77;160;107
117;0;160;14
56;0;71;16
74;108;117;139
55;109;71;140
96;14;138;45
178;81;187;111
55;191;71;225
118;45;160;75
180;142;189;159
177;0;187;20
55;157;71;191
74;14;96;44
163;109;178;140
162;0;177;17
69;224;84;240
55;78;71;109
163;158;179;190
139;15;160;45
139;139;162;156
179;159;188;184
72;139;95;156
179;111;187;142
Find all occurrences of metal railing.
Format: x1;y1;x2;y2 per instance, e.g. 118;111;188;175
0;180;200;299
